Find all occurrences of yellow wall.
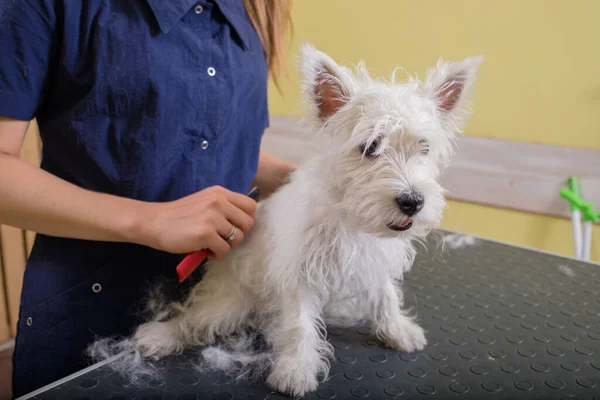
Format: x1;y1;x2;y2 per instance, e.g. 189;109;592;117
268;0;600;261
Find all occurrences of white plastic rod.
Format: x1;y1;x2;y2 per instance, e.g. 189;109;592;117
572;210;583;259
582;220;592;261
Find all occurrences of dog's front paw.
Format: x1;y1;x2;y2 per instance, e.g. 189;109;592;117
379;319;427;353
266;366;319;397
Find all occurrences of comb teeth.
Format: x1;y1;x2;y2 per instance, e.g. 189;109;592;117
248;186;260;202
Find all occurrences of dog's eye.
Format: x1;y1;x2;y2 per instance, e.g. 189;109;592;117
360;140;379;157
419;139;429;156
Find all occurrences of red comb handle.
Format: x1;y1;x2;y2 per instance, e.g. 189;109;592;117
176;250;209;283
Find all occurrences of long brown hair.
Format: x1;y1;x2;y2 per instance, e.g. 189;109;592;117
243;0;293;89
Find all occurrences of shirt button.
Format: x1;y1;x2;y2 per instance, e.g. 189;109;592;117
194;5;203;14
201;140;209;150
207;67;216;77
26;317;32;326
92;283;102;293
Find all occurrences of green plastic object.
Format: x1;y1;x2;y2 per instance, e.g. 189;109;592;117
559;177;600;222
567;176;579;212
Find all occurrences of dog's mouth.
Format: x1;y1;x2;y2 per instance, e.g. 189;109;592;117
388;218;413;232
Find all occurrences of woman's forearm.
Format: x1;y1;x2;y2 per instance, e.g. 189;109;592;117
0;152;145;244
251;151;295;198
0;150;293;246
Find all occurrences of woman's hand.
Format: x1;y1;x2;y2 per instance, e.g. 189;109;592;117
135;186;257;259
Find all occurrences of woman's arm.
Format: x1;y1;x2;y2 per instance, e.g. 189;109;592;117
0;118;141;243
251;151;295;198
0;117;257;259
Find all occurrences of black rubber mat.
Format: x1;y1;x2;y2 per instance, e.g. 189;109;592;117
23;232;600;400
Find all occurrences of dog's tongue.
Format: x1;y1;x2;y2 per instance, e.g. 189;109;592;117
400;218;412;228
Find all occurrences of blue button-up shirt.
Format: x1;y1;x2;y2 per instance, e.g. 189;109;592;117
0;0;269;395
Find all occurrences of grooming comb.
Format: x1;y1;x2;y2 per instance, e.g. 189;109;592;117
176;187;260;282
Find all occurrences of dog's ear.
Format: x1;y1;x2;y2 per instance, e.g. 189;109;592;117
423;56;483;123
300;43;355;121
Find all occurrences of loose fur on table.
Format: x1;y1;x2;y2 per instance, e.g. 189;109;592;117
443;232;477;249
89;43;482;397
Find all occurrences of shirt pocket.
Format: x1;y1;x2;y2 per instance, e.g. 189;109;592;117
21;247;126;328
13;248;138;390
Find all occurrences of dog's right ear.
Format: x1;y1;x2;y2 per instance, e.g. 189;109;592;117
300;43;355;121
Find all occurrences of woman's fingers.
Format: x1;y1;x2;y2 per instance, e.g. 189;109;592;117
223;203;255;234
220;187;257;217
215;216;245;249
205;233;231;260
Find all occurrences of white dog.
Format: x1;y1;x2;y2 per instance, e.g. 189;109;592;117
107;44;482;397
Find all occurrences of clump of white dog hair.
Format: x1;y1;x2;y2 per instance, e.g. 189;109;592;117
557;264;576;278
86;283;177;387
87;336;165;387
443;232;476;249
88;326;275;386
87;284;274;386
195;332;273;381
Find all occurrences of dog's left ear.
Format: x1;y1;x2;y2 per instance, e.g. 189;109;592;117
423;55;483;124
300;43;356;121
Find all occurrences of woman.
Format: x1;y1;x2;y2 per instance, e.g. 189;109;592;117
0;0;294;396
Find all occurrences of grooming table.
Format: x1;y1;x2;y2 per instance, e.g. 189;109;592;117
19;231;600;400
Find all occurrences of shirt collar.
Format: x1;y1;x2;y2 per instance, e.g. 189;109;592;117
145;0;252;49
145;0;197;34
212;0;253;49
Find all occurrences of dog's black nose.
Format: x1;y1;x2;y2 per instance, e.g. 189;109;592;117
397;191;424;216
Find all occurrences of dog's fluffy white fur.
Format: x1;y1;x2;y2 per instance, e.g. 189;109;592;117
90;44;482;397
